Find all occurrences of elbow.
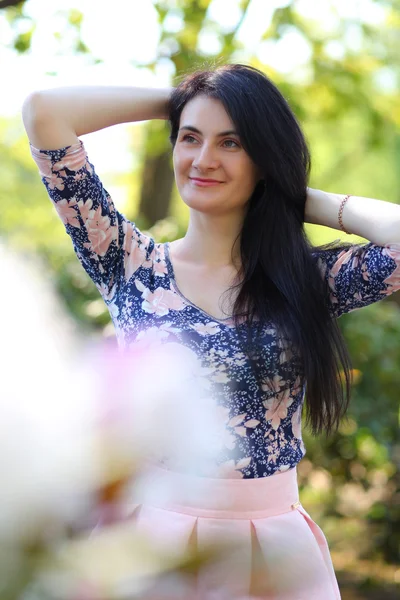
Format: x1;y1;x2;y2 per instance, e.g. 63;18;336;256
22;91;48;125
386;224;400;245
22;93;79;150
22;92;61;148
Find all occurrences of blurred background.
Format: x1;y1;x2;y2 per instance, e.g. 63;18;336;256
1;0;399;598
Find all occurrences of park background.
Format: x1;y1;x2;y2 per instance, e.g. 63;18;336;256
0;0;399;598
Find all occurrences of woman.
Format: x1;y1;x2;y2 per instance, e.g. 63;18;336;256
22;64;400;599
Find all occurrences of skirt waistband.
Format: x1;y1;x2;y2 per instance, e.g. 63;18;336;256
128;464;301;519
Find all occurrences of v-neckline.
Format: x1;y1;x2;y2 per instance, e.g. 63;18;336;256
164;242;235;326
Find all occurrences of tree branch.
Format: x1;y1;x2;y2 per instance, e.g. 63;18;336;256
0;0;25;9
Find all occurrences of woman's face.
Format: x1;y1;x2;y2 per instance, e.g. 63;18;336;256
173;95;261;216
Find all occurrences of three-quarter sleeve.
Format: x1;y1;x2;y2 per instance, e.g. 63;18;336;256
312;241;400;318
30;139;154;302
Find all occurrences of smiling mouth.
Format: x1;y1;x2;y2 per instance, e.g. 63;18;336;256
189;177;224;185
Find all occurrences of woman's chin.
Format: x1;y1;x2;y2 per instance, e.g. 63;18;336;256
180;190;223;211
182;199;223;214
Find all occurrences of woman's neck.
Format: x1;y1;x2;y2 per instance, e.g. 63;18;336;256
175;211;244;269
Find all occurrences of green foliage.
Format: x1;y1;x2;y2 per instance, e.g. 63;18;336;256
67;8;83;27
13;24;34;52
302;299;400;566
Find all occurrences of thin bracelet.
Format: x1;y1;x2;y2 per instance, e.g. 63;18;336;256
338;194;351;234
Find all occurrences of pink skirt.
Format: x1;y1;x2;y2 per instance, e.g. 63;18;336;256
123;464;341;599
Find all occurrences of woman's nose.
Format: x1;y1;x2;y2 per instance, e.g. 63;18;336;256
192;144;219;170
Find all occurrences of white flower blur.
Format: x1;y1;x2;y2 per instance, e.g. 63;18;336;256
0;243;98;543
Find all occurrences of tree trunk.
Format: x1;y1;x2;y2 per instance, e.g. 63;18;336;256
137;120;175;227
138;149;175;226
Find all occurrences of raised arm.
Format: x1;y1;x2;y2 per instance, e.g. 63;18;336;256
305;187;400;245
22;86;172;149
21;85;173;301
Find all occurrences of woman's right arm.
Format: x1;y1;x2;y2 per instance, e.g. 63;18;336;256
22;86;172;149
22;86;172;302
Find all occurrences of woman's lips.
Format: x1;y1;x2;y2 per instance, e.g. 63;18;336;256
189;178;223;187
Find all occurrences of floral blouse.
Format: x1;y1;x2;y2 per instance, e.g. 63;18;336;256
30;140;400;479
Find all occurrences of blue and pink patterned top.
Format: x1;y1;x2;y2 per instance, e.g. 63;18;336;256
30;139;400;479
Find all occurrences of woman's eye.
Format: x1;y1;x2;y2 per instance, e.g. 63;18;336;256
223;139;240;148
182;134;197;143
180;135;239;148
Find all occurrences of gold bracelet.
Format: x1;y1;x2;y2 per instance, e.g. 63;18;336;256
338;194;351;234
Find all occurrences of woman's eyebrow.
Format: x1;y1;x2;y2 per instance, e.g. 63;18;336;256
179;125;239;137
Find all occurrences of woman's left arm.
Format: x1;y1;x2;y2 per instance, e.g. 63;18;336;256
305;188;400;244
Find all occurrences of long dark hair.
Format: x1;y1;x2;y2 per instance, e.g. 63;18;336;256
168;63;359;436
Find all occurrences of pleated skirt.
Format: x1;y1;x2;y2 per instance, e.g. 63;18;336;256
122;464;341;599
